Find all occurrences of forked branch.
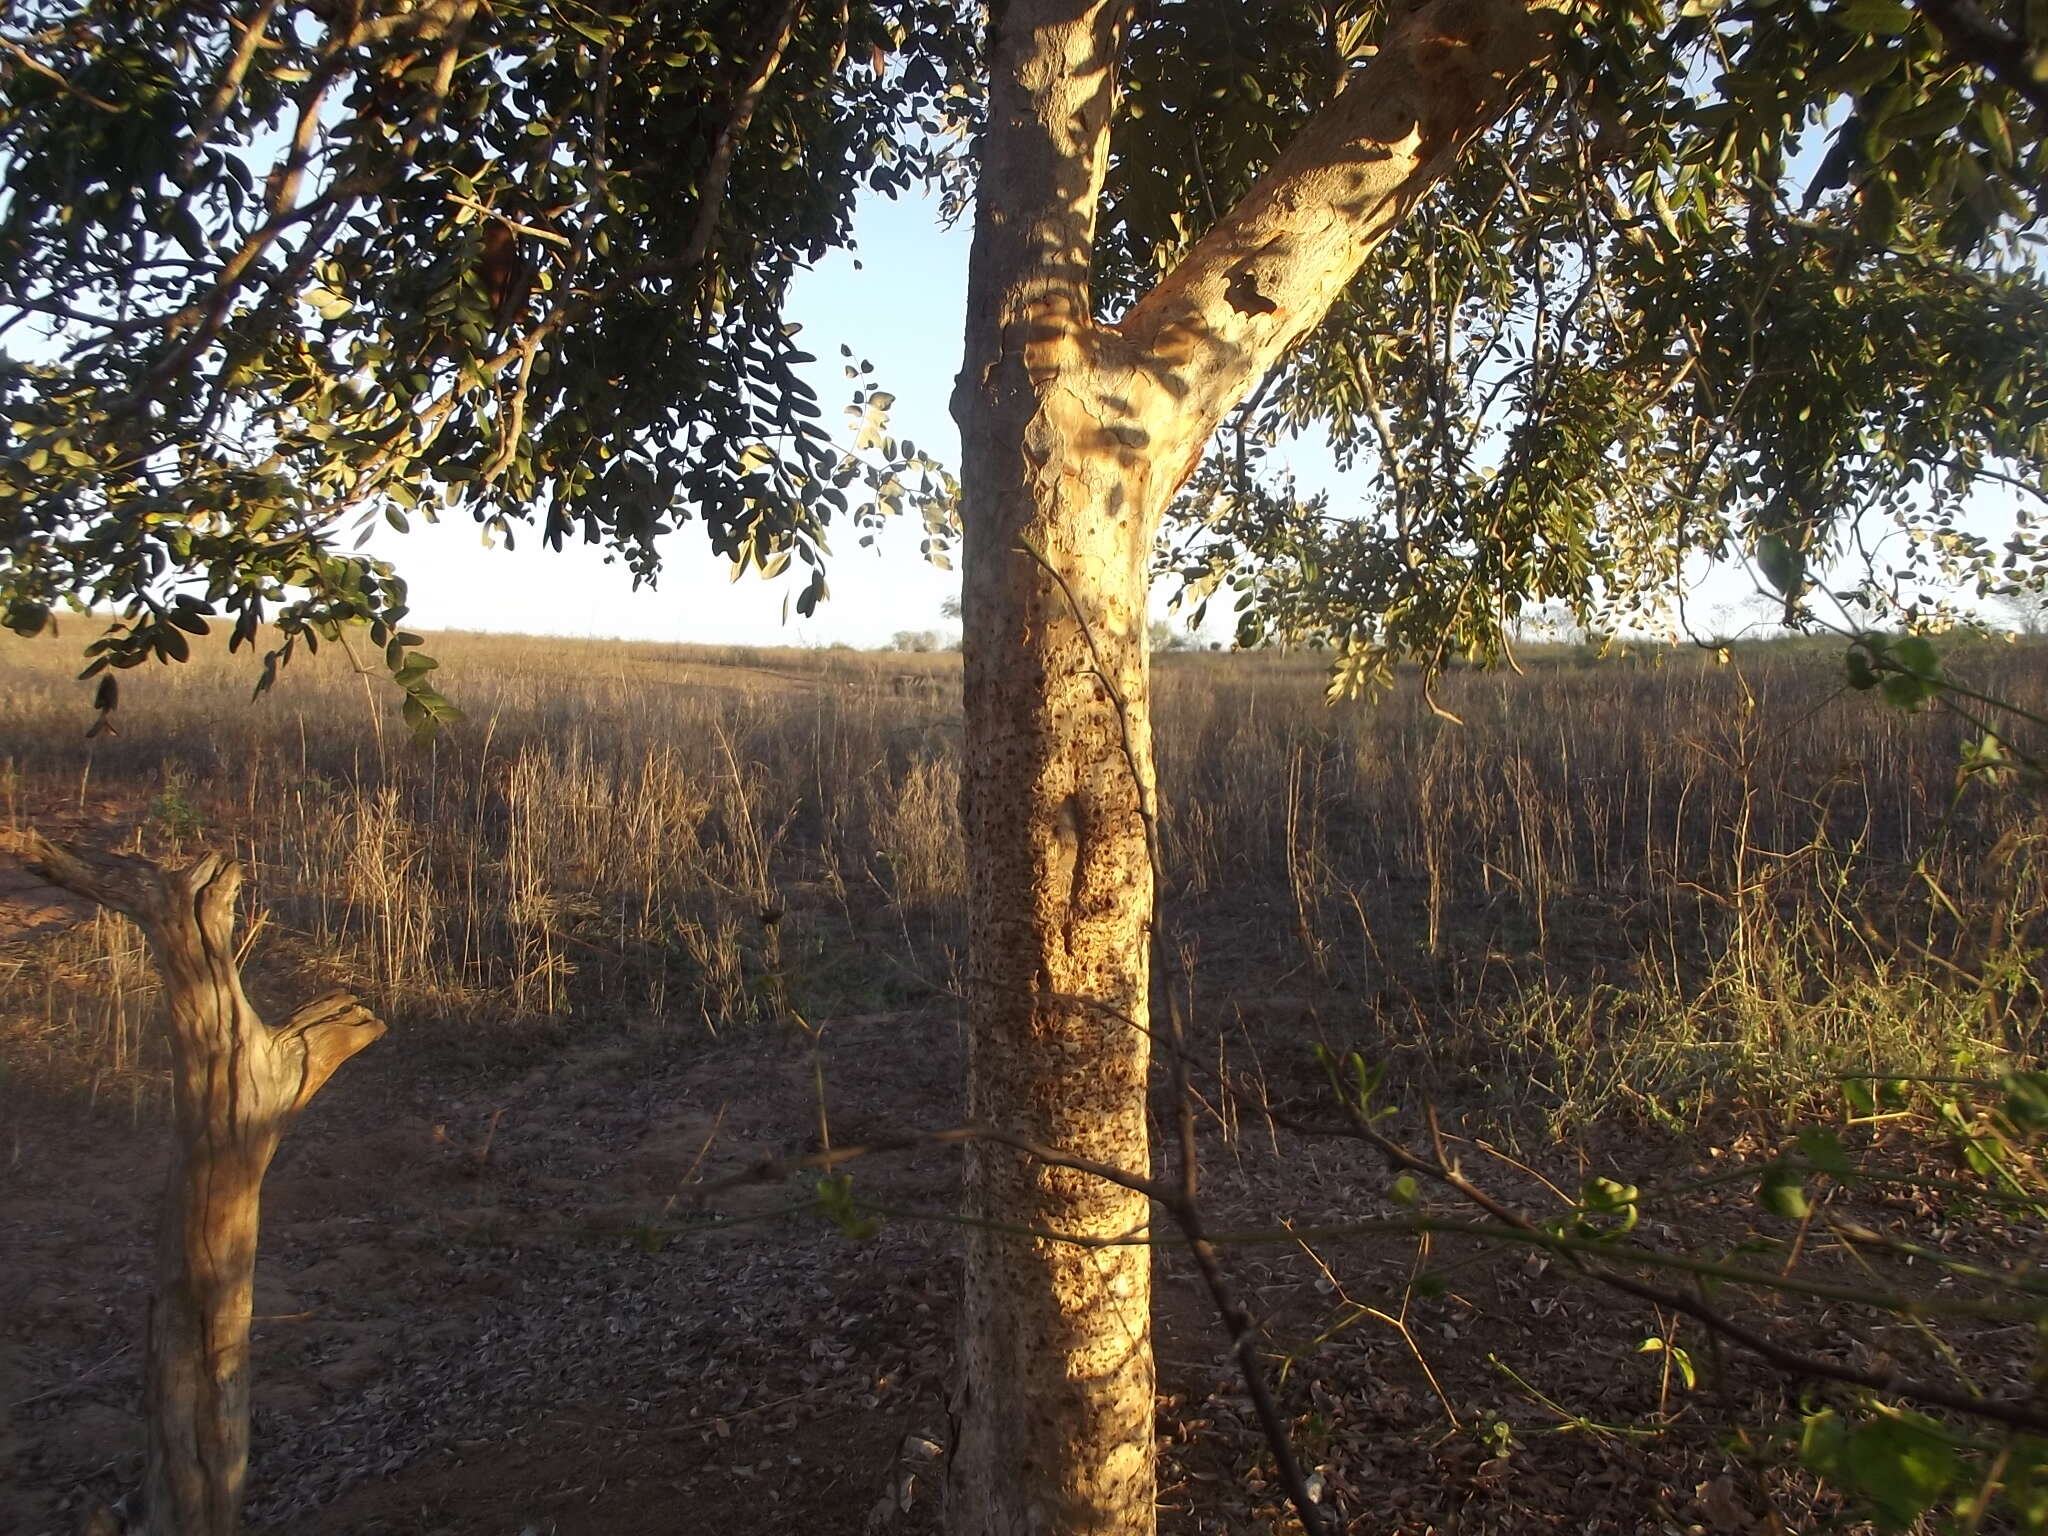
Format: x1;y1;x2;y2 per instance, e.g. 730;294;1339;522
26;835;384;1536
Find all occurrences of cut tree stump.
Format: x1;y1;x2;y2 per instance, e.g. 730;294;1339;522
27;837;386;1536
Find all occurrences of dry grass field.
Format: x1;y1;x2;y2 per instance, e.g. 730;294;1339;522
3;626;2044;1534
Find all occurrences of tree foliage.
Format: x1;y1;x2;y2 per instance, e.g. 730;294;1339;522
1148;1;2048;674
6;1;2048;700
0;0;970;729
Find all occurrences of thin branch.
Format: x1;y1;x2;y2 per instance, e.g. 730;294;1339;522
687;1102;2048;1441
5;1344;133;1411
180;0;285;178
0;35;121;112
1305;1084;2048;1435
443;195;575;249
631;0;806;280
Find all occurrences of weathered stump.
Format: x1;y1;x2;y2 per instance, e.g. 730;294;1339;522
28;838;386;1536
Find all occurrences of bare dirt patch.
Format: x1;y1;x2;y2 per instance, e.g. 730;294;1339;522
13;983;2020;1535
4;1005;975;1536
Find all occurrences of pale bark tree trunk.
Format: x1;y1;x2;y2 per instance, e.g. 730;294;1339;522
948;2;1550;1532
27;839;385;1536
950;7;1170;1529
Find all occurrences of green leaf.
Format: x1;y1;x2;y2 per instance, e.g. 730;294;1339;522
1958;731;2016;785
3;598;50;637
1575;1176;1640;1237
304;284;353;320
1759;1162;1810;1219
1801;1409;1850;1477
1977;99;2016;169
1843;1417;1959;1531
1831;0;1917;37
1817;46;1904;95
814;1173;881;1240
2002;1071;2048;1134
399;681;464;744
2009;1440;2048;1533
253;642;294;699
1635;1337;1695;1389
1880;670;1937;710
1756;534;1804;598
1796;1126;1852;1178
1887;95;1970;143
1890;633;1940;678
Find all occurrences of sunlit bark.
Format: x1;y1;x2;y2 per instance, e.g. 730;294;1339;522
949;2;1548;1531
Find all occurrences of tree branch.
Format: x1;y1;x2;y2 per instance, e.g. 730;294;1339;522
0;34;121;112
1118;0;1552;436
277;989;385;1112
1299;1087;2048;1436
180;0;285;178
1914;0;2048;115
683;0;805;269
627;0;809;280
22;835;155;920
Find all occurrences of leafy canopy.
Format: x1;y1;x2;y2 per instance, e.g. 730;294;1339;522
1125;1;2048;673
0;0;971;728
4;0;2048;716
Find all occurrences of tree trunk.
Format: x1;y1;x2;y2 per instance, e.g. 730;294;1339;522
948;3;1547;1531
951;439;1161;1536
27;839;385;1536
948;6;1168;1531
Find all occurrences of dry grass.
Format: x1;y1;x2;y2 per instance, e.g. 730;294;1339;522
6;623;2048;1536
2;625;2042;1138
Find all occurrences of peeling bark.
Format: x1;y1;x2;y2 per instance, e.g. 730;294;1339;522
27;838;385;1536
949;2;1550;1532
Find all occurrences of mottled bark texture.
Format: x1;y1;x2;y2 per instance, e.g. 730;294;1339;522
948;2;1547;1532
27;838;385;1536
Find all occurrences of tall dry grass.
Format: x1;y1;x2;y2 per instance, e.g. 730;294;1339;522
2;625;2041;1134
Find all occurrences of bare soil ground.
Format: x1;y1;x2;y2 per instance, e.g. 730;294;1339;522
3;645;2040;1536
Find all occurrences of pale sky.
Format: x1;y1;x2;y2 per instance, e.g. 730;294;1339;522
364;193;976;649
364;186;2023;650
